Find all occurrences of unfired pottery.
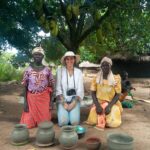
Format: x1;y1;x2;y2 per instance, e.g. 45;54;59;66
11;124;29;145
36;121;55;146
59;125;78;149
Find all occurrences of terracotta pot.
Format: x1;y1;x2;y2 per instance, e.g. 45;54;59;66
86;137;101;150
36;121;55;145
11;124;29;145
59;125;78;149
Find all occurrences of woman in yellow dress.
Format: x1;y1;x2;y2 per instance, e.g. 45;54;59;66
85;57;123;129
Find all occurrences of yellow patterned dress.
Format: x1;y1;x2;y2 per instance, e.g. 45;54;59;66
86;74;123;128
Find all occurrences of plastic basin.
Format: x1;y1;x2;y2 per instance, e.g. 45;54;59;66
75;125;86;139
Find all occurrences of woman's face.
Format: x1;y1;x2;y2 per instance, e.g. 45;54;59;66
33;52;44;64
65;56;75;68
101;61;111;75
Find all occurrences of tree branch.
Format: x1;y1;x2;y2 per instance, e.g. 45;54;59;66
58;0;73;31
57;32;70;50
78;9;110;44
59;16;66;30
76;13;85;42
58;0;76;51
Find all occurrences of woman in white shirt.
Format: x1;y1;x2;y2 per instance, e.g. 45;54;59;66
56;51;84;126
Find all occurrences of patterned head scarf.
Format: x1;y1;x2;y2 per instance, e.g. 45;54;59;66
100;56;112;66
32;47;45;56
96;57;116;86
31;47;49;66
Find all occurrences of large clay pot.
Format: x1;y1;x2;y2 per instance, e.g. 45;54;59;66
107;133;134;150
36;121;55;146
59;125;78;149
10;124;29;145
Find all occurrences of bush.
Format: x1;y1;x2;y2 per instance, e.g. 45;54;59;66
0;63;23;82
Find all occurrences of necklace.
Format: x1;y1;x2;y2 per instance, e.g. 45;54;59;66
32;63;44;67
31;63;45;71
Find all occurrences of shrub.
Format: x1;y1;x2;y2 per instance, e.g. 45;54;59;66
0;63;23;82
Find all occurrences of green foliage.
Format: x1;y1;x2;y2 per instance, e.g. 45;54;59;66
82;2;150;57
0;0;150;63
79;46;97;63
11;53;30;68
41;37;66;64
0;52;23;81
0;63;23;81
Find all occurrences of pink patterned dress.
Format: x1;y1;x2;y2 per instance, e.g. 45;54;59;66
20;66;54;128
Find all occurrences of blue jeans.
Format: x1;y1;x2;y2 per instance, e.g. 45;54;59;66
57;102;80;126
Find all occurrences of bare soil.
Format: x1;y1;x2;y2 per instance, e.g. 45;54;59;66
0;80;150;150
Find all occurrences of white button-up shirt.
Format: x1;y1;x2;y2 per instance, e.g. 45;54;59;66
56;66;84;102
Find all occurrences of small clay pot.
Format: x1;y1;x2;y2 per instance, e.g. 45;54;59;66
10;124;29;145
59;125;78;149
36;121;55;146
86;137;101;150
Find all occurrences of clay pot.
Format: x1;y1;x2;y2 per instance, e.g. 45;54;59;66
59;125;78;149
10;124;29;145
36;121;55;146
107;133;134;150
86;137;101;150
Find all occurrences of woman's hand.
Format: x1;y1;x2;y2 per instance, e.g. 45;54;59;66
23;86;29;112
68;101;76;111
63;102;69;110
105;105;112;115
96;105;103;115
56;95;64;104
24;98;29;112
75;96;81;101
92;91;103;114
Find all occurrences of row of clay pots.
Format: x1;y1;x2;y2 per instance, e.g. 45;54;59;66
10;121;78;149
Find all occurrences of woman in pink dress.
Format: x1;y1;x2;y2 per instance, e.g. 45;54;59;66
20;47;54;128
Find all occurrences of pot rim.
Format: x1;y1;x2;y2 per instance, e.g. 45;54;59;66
107;133;134;145
38;121;54;129
61;125;76;132
86;137;101;144
15;124;27;128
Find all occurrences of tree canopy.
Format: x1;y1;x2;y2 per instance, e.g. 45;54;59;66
0;0;150;64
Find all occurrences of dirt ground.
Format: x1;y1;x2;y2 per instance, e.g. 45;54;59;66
0;80;150;150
